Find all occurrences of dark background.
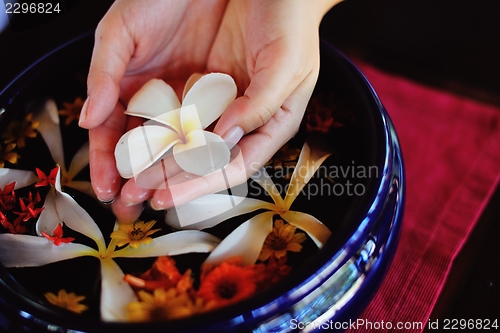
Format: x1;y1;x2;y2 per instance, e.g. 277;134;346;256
1;0;499;327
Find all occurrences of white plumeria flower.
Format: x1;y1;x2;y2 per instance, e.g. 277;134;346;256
0;174;221;321
166;142;332;266
0;99;93;236
115;73;237;179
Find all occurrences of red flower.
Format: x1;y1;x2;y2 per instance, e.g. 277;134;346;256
124;256;193;293
35;167;59;187
0;211;28;234
12;195;44;225
41;224;75;246
0;182;16;211
197;259;257;308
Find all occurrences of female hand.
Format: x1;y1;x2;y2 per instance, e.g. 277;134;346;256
81;0;340;222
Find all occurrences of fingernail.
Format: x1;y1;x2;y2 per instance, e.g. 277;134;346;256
78;96;89;126
99;197;115;205
222;126;244;149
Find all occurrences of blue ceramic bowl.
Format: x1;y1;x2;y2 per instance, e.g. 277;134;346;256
0;34;404;332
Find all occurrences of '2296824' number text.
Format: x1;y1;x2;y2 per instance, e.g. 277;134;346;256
5;2;61;14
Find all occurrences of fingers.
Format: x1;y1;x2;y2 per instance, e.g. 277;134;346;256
111;192;144;224
89;102;127;203
79;3;134;129
150;104;305;210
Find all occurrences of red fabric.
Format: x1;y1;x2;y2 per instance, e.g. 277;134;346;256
348;62;500;332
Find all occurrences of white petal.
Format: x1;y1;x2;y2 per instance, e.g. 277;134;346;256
125;79;182;132
54;189;107;253
0;234;97;267
0;168;37;189
179;104;203;135
182;73;203;100
281;210;331;248
284;142;331;209
166;194;276;230
66;142;89;180
33;99;66;171
182;73;237;129
35;186;60;236
251;167;285;207
173;130;230;176
115;125;181;179
111;230;220;258
203;211;275;267
100;259;137;322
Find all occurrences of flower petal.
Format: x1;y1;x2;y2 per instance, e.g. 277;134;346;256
35;186;60;236
203;211;275;267
115;125;181;179
182;73;237;130
165;194;276;230
33;99;66;171
280;210;331;248
125;79;182;132
53;188;106;253
173;129;230;176
182;73;203;100
100;259;138;321
283;142;331;209
0;168;37;189
66;142;89;180
0;234;97;267
111;230;220;258
250;167;285;207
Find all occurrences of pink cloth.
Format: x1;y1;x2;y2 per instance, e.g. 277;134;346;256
348;62;500;332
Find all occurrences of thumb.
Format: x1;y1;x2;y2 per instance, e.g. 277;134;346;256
79;10;134;129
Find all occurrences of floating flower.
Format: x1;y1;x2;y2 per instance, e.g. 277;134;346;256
197;259;257;308
35;167;58;187
41;223;75;246
258;219;306;261
115;73;236;178
166;142;332;266
0;172;221;321
260;255;292;285
111;220;161;249
33;99;94;197
44;289;88;314
127;288;196;322
59;97;84;125
0;143;20;168
2;113;39;148
124;256;191;292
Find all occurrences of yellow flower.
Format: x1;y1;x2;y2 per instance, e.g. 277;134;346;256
44;289;88;314
0;143;20;168
258;219;306;261
127;288;195;322
2;113;39;148
110;220;160;249
59;97;84;125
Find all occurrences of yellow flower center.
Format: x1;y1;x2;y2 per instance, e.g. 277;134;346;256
150;305;169;321
217;282;237;299
269;237;288;251
130;228;146;241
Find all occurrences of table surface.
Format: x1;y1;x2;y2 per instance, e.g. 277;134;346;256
0;0;499;330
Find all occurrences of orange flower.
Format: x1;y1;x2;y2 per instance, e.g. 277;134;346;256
59;97;84;125
124;256;194;293
259;219;306;261
2;113;39;148
0;143;20;168
127;288;195;322
197;260;257;308
44;289;88;314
